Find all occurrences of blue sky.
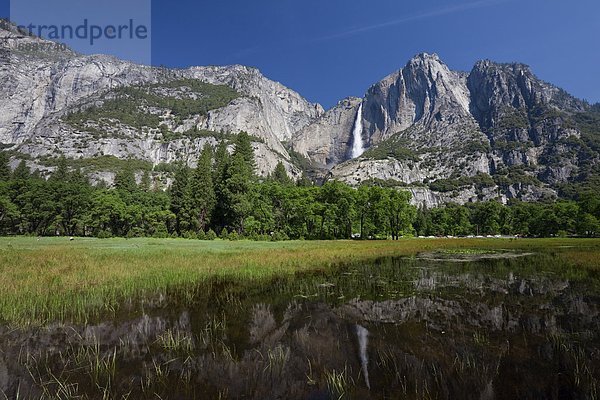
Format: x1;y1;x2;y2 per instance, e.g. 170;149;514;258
2;0;599;109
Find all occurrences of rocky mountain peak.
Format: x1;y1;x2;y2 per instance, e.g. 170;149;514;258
0;19;72;56
1;36;598;208
0;29;327;181
405;52;445;72
467;59;586;134
359;52;472;145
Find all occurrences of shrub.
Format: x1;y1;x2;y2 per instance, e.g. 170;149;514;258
126;227;145;238
206;229;217;240
152;228;169;239
270;231;289;242
228;231;239;241
96;230;112;239
182;231;197;240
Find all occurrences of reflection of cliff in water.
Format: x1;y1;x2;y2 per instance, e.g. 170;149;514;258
1;254;599;399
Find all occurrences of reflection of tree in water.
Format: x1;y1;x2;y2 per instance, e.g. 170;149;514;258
0;255;598;399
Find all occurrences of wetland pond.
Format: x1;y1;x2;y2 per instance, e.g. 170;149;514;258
1;249;599;399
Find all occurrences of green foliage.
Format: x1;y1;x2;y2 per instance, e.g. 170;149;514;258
363;133;419;161
153;162;179;174
270;162;293;186
227;230;239;241
497;109;529;130
142;79;240;118
205;229;217;240
462;140;492;154
492;140;534;152
429;173;495;193
385;190;415;239
493;165;541;188
528;105;568;126
418;203;473;237
64;97;161;131
0;151;11;181
232;131;256;171
219;132;256;233
169;164;191;235
114;166;138;193
160;128;232;143
1;140;598;240
12;160;31;181
573;108;600;153
286;147;316;172
40;155;153;173
186;145;216;231
270;231;289;241
414;198;599;238
65;79;239;130
360;177;413;188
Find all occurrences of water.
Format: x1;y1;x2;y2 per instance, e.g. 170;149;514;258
351;103;364;158
356;324;370;390
1;251;599;399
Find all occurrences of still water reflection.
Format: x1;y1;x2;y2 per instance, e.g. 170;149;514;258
1;251;598;399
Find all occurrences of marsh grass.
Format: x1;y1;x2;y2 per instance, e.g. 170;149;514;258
156;329;195;355
325;366;352;400
0;237;599;326
264;345;290;378
548;333;599;399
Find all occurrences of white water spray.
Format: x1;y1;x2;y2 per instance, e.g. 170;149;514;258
356;324;370;390
351;103;365;158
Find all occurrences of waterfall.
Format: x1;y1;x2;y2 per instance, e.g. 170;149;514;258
356;324;370;389
351;103;364;158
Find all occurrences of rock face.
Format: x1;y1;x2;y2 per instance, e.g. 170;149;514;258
1;21;599;205
0;22;323;180
292;97;361;167
296;53;598;206
362;53;476;146
187;65;324;142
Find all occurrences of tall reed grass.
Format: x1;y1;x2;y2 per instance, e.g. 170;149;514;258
0;237;598;326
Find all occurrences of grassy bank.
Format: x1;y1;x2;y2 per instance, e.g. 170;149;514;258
1;237;599;326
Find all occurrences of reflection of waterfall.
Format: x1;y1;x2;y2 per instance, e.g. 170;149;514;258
351;103;364;158
356;324;370;389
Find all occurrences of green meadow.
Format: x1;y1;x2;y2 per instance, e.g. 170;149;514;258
1;237;599;327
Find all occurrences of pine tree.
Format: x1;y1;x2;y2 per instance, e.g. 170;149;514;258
213;140;230;184
12;160;30;181
170;163;190;235
0;151;11;182
233;131;255;172
296;173;313;187
114;165;137;194
187;144;216;231
212;140;230;231
140;170;151;192
271;161;292;185
50;156;69;182
221;132;256;232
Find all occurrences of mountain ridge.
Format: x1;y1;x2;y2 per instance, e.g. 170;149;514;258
296;52;598;206
1;21;599;207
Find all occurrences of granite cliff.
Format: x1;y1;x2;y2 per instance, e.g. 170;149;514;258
2;21;599;207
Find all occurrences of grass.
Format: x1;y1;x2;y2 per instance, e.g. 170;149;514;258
325;366;351;400
0;237;599;327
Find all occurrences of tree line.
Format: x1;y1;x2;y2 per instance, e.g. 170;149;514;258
0;132;598;239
